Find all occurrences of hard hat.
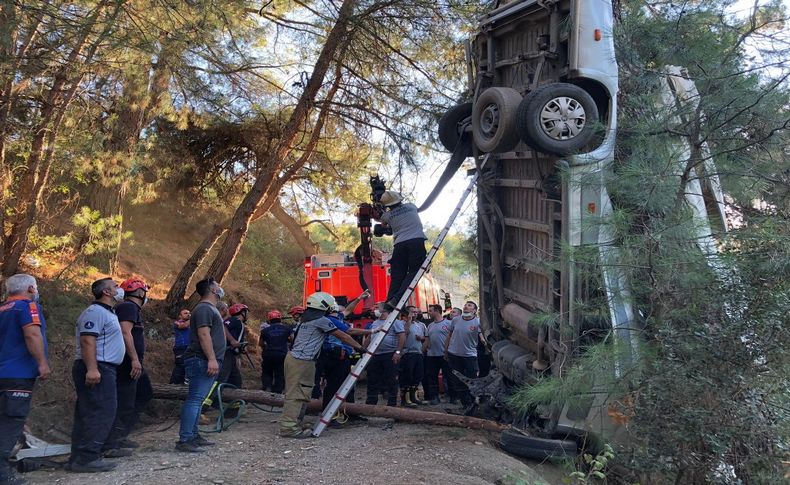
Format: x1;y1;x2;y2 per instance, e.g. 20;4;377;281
120;278;149;293
288;306;305;316
378;191;403;207
229;303;249;316
305;292;337;311
267;310;282;320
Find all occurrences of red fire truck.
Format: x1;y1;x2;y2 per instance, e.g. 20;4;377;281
302;252;446;328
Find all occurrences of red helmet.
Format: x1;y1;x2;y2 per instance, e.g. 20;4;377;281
288;306;305;316
267;310;282;320
229;303;249;316
120;278;149;293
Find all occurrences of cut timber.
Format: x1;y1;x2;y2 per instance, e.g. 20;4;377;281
152;384;506;433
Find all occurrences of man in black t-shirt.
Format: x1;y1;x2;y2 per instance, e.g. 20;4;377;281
104;278;151;456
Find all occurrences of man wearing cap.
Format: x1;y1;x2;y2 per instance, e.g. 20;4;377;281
280;292;365;438
68;278;126;473
260;310;292;393
373;191;427;308
103;278;151;456
0;274;49;484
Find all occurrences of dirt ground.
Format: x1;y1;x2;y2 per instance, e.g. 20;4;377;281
21;405;567;485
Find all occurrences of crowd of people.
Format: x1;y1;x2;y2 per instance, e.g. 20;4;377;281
0;271;490;481
0;190;491;481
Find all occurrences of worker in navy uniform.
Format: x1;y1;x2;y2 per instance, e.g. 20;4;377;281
219;303;247;389
259;310;292;393
68;278;126;473
0;274;49;485
373;191;427;309
103;278;151;456
279;292;365;438
169;308;191;384
320;290;374;426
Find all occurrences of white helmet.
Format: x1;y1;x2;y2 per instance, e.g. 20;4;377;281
305;292;337;311
379;190;403;207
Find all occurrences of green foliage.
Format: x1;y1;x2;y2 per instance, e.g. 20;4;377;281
594;1;790;482
234;219;306;307
71;207;131;256
569;444;616;484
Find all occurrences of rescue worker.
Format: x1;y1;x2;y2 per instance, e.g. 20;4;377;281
169;309;191;384
104;278;152;457
176;278;226;452
280;292;365;438
68;278;125;472
219;303;246;389
217;302;230;322
444;301;487;408
364;302;405;407
373;191;427;308
0;274;50;484
423;304;455;405
288;305;304;323
260;310;292;393
399;306;426;407
320;291;374;425
312;290;370;401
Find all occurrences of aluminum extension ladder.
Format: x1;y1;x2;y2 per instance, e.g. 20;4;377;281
312;154;489;437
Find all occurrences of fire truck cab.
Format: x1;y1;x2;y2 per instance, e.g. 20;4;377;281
303;252;445;328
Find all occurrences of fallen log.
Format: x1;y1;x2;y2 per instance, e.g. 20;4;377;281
152;383;507;433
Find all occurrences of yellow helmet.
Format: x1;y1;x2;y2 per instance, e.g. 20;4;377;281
305;292;337;311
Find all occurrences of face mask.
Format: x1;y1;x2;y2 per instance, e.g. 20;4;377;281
32;292;40;303
114;287;125;301
374;309;382;318
215;286;225;299
143;296;149;306
462;312;472;318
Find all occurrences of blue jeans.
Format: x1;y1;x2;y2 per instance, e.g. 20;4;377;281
178;357;218;443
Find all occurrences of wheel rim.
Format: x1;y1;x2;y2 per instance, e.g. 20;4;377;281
539;96;586;141
479;103;500;140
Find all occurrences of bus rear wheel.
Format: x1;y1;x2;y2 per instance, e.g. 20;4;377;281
472;87;523;153
516;83;599;156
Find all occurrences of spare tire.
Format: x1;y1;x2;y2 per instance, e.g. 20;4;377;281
499;429;578;460
516;82;599;156
472;87;523;153
438;102;473;153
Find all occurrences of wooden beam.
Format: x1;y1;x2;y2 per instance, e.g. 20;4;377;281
152;384;507;433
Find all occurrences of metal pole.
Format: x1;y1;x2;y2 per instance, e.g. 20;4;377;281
312;155;489;437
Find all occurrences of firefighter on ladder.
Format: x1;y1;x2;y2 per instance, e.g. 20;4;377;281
373;191;427;309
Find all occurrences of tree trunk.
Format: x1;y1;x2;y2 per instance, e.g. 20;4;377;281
151;383;507;433
0;0;118;277
164;224;228;317
270;199;319;257
85;41;174;273
201;0;356;285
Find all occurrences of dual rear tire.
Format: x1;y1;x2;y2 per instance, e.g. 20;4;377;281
438;83;600;156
